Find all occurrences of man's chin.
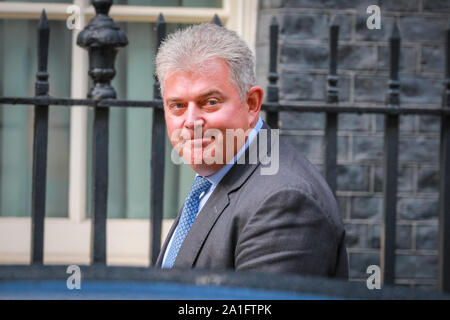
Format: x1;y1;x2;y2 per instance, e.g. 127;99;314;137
188;162;224;177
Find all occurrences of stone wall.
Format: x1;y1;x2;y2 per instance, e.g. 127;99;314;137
255;0;450;290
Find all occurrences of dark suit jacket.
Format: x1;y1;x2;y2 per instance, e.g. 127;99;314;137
156;122;348;279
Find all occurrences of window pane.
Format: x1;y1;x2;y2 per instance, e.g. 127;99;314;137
0;19;71;217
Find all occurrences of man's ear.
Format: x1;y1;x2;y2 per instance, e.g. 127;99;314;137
245;86;264;126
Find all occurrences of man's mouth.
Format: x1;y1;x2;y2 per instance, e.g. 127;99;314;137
181;137;215;148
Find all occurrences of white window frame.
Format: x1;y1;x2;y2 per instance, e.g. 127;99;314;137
0;0;259;266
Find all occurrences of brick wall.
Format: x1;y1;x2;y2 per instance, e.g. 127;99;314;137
256;0;450;290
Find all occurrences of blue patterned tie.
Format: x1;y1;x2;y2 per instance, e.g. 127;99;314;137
162;175;212;269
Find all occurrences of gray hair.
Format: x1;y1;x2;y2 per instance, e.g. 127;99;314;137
155;23;255;100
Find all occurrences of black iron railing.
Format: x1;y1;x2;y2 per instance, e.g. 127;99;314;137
0;0;449;295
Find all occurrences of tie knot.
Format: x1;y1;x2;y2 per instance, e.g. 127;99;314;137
190;175;212;198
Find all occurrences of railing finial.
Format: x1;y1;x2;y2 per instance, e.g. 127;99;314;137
327;20;339;104
266;16;279;129
77;0;128;100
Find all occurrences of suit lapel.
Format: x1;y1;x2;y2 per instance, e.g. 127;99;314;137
172;122;272;268
155;208;182;267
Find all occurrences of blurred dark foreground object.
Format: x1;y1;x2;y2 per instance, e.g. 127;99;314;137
0;265;448;300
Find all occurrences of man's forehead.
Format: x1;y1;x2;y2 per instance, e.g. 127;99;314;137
165;59;229;80
163;60;237;100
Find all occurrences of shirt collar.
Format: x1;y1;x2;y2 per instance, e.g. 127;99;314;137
199;117;264;187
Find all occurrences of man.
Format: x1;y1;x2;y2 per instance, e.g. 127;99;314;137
155;23;348;278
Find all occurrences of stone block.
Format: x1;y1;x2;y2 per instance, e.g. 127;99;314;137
280;43;329;69
329;14;353;41
257;12;283;44
337;164;370;191
423;0;450;13
416;224;438;250
281;134;324;160
368;223;412;250
400;76;442;105
356;75;442;105
400;17;447;43
418;115;440;133
339;44;377;71
399;136;439;163
344;223;369;248
337;196;348;220
351;196;383;220
375;114;416;133
379;0;420;11
354;76;386;103
377;45;417;73
355;15;394;42
353;135;383;161
421;46;445;74
396;254;437;279
280;73;327;101
339;114;372;131
281;14;329;40
397;197;439;220
281;134;349;162
280;72;350;102
283;0;374;10
417;166;440;193
279;112;325;130
374;165;414;193
260;0;283;9
349;252;380;279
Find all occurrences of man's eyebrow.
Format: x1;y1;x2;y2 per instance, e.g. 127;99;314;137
165;90;224;103
197;90;224;99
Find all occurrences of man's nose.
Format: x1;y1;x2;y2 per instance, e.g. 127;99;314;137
184;102;204;130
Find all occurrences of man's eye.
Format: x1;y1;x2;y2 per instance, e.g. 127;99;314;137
207;99;218;106
172;103;184;109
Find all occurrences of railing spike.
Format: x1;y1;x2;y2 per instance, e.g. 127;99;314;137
266;15;279;128
387;20;401;106
36;9;49;96
212;14;222;26
38;9;49;30
156;13;166;48
154;13;166;100
327;22;339;103
391;19;400;40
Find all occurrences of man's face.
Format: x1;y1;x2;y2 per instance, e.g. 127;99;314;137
163;58;260;176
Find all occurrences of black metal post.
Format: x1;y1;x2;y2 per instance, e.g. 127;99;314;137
381;21;401;286
266;16;279;129
324;22;339;195
150;13;166;265
438;21;450;294
31;10;50;265
77;0;128;265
